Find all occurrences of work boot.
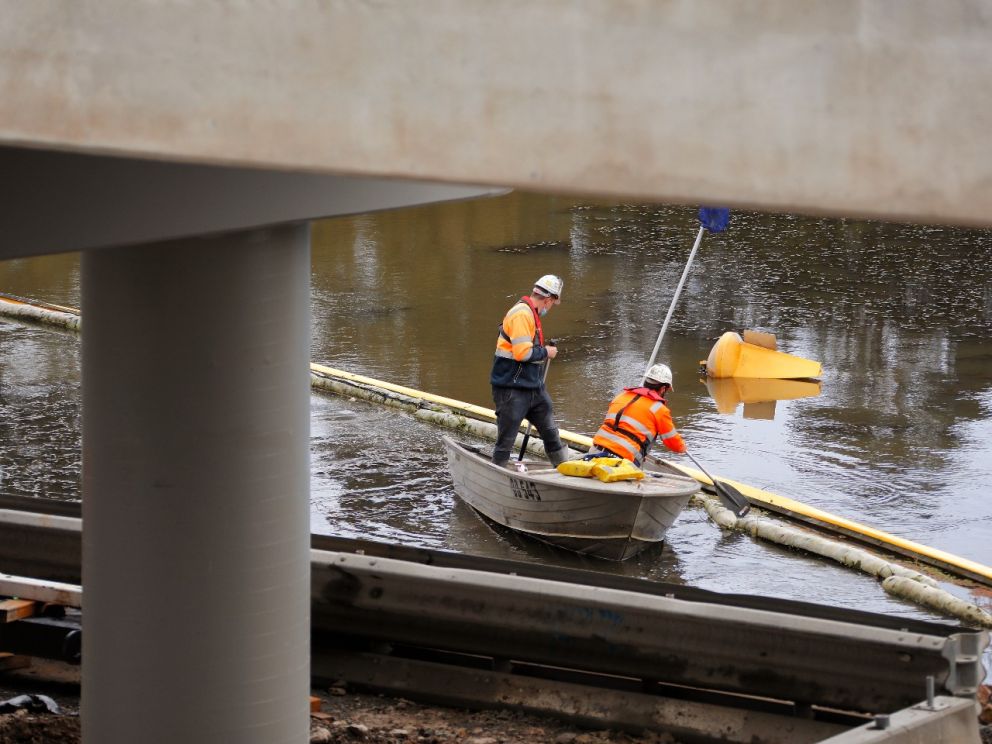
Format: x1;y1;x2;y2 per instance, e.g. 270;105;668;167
547;446;568;468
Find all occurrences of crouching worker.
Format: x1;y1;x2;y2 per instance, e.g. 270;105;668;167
490;274;569;468
589;363;686;466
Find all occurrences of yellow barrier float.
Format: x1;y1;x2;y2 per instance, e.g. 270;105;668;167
704;330;821;379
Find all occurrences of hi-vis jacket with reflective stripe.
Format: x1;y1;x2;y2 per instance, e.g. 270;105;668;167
490;297;548;389
592;387;686;465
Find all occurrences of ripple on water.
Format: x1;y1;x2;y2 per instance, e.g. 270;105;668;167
0;326;81;501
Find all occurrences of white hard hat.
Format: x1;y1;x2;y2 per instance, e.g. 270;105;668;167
534;274;563;299
645;363;674;389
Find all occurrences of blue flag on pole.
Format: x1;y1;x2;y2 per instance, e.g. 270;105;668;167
698;207;730;233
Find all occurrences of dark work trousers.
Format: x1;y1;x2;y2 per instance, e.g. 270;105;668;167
491;385;567;466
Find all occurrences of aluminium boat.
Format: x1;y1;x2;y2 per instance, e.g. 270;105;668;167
443;436;699;561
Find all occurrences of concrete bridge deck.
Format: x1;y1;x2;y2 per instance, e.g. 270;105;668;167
3;0;992;241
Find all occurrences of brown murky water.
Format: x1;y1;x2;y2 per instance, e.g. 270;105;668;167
2;192;991;628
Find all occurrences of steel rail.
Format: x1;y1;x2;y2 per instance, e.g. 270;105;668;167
0;495;981;638
309;549;986;714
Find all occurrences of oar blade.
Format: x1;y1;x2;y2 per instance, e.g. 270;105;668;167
714;479;751;517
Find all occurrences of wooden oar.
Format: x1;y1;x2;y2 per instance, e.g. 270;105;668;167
682;451;751;517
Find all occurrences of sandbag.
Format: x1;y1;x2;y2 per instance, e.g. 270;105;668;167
556;460;596;477
591;458;645;483
557;457;644;482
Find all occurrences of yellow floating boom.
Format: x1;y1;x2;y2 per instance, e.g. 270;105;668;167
693;470;992;586
312;364;992;587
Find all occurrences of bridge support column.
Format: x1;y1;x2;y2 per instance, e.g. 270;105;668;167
81;225;311;743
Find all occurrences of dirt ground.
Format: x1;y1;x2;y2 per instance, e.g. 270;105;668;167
0;694;680;744
0;661;679;744
2;661;991;743
308;686;679;744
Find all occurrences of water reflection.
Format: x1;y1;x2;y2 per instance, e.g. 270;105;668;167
0;254;80;307
705;377;822;419
0;321;81;501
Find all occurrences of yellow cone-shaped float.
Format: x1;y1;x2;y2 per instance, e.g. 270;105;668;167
705;331;821;379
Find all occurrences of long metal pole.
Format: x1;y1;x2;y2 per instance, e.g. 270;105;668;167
642;225;705;384
517;357;552;461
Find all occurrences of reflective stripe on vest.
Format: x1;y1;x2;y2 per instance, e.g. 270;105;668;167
592;428;646;466
610;394;652;456
648;400;681;441
495;298;542;362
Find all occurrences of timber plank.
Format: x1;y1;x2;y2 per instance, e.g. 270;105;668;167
0;598;35;623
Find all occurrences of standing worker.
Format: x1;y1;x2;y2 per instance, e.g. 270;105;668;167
590;363;686;466
490;274;569;467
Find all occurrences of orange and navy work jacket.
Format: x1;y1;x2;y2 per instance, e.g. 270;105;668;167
490;296;549;389
592;387;686;465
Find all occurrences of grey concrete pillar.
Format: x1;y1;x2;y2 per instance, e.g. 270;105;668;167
81;225;311;743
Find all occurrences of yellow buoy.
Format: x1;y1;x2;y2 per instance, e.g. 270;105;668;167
705;331;821;379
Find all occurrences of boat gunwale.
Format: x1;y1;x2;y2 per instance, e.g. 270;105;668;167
443;436;699;501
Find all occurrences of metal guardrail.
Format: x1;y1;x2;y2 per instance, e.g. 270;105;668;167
1;499;988;742
309;549;986;713
1;574;980;743
0;506;82;585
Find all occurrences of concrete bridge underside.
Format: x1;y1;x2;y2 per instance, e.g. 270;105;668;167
2;2;991;742
2;0;991;233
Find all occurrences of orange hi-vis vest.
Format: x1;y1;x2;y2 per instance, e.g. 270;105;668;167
491;296;550;389
494;296;544;362
592;387;686;466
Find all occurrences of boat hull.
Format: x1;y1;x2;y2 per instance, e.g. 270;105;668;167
443;437;699;561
